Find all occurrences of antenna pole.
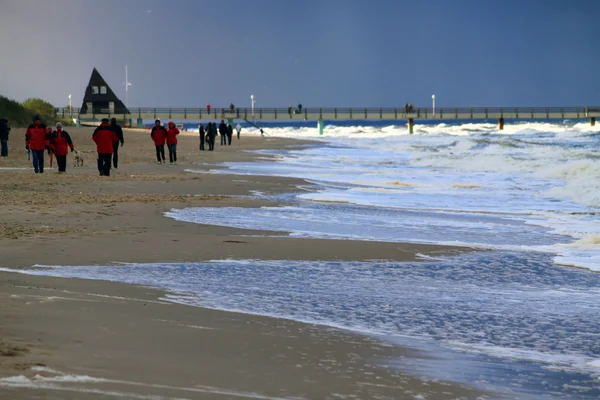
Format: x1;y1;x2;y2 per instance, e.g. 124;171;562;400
125;65;129;109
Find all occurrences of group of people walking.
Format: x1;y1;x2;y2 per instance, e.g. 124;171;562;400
24;115;77;174
4;115;249;176
150;119;180;164
19;115;124;175
198;120;241;151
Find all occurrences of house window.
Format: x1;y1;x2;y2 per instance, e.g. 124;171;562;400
91;86;99;94
100;86;107;94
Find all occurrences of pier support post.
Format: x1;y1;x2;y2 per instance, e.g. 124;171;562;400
591;117;596;127
317;118;324;135
137;118;144;129
407;118;414;134
498;117;505;131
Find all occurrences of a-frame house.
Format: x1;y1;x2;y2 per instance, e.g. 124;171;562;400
80;68;129;115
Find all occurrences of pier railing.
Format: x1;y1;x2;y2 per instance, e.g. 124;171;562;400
54;106;600;121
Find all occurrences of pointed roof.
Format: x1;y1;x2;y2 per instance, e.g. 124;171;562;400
81;68;129;113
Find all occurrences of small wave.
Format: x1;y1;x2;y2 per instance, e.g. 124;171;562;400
451;184;480;189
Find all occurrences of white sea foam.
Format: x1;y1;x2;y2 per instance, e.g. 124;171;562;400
181;120;600;271
4;252;600;396
0;366;299;399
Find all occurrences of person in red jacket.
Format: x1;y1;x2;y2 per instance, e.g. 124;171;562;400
49;122;75;173
150;119;167;164
166;121;179;165
92;118;118;176
25;115;50;173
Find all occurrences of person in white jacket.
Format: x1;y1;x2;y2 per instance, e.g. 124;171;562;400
235;123;242;140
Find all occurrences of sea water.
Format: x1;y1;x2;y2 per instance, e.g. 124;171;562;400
4;120;600;398
179;119;600;271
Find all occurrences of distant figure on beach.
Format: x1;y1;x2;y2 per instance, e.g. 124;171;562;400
230;103;235;112
25;115;49;173
46;127;54;156
92;118;118;177
206;104;211;114
0;117;10;157
150;119;167;164
219;120;227;146
206;122;216;151
166;121;180;165
235;123;241;140
110;118;124;169
227;124;233;145
198;124;205;150
49;122;75;173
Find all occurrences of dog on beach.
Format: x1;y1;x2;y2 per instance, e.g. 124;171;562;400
73;149;84;167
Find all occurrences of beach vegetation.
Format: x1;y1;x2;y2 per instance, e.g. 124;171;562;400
0;95;70;127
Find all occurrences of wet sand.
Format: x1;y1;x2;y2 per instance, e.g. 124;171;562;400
0;127;489;399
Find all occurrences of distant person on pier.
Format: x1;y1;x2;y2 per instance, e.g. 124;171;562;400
230;103;235;113
226;123;233;145
25;115;49;173
206;122;216;151
110;118;124;169
150;119;167;164
235;123;242;140
218;120;227;145
288;105;293;115
49;122;75;173
166;121;179;165
297;104;303;113
92;118;118;177
0;117;10;157
199;124;206;150
206;104;211;114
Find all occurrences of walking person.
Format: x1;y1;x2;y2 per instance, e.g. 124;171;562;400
226;123;233;145
235;123;241;140
199;124;206;150
207;122;216;151
0;117;10;157
92;118;118;176
150;119;167;164
49;122;75;173
166;121;180;165
219;120;227;145
110;118;124;169
25;115;50;173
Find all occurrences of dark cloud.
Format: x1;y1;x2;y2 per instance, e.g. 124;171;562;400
1;0;600;108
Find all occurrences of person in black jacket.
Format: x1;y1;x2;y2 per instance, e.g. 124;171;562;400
110;118;124;168
0;117;10;157
207;122;216;151
199;124;206;150
226;124;233;145
219;120;227;145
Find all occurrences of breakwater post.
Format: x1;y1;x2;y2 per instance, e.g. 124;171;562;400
498;117;505;130
591;117;596;127
318;119;324;135
407;118;415;134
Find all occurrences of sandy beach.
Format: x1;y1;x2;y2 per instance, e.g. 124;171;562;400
0;127;488;399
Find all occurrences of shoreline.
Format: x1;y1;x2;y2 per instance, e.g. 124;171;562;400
0;127;489;398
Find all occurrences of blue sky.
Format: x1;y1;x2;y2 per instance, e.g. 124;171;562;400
1;0;599;108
